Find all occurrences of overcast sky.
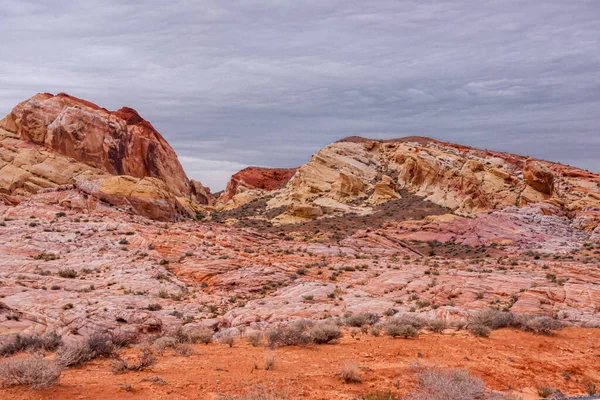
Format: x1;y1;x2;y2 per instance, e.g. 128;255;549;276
1;1;599;190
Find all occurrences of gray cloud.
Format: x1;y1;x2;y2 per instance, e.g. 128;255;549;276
1;0;599;190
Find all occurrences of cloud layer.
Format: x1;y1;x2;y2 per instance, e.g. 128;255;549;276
1;0;599;190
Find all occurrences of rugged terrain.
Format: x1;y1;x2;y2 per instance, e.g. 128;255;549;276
0;94;599;399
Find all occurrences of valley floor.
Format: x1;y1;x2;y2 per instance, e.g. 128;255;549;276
2;327;599;400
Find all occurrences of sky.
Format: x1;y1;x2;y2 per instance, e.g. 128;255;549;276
1;1;599;191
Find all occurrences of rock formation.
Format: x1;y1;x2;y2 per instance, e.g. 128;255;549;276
251;136;600;228
0;93;211;219
218;166;296;209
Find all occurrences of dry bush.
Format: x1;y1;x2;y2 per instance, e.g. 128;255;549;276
220;382;293;399
344;313;380;327
57;332;120;367
471;310;515;330
178;327;214;344
108;330;138;348
56;342;93;367
85;333;117;358
469;324;491;338
173;344;195;356
220;334;235;348
537;386;564;398
406;366;521;400
264;353;276;370
310;321;343;344
267;321;312;348
141;375;168;385
425;319;447;333
246;332;264;347
385;322;418;338
111;349;156;374
337;363;362;383
391;314;425;329
0;356;62;389
153;336;179;355
520;316;561;335
0;332;62;357
360;391;400;400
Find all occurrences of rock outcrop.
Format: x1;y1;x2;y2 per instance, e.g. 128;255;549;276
523;159;554;195
259;136;599;227
218;166;296;209
0;93;211;219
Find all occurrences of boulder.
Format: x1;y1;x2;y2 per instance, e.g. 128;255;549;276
523;159;554;195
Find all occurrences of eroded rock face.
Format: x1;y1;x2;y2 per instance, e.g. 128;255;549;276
261;136;599;227
218;167;296;208
523;159;554;195
0;93;212;220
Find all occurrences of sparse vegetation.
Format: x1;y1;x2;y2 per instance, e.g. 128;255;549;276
267;321;312;347
0;332;62;357
310;321;343;344
337;363;362;383
111;348;156;374
0;356;62;389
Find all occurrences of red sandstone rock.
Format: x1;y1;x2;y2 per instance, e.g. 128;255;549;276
219;166;296;204
0;92;210;203
523;159;554;195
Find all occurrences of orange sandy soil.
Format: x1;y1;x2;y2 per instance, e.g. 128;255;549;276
2;327;600;400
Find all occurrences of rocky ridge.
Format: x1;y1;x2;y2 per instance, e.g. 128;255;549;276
220;136;600;227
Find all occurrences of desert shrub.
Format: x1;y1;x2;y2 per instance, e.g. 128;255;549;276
267;321;312;348
337;363;362;383
471;309;515;329
173;344;195;356
385;322;418;338
391;314;425;329
85;333;117;358
407;367;485;400
0;332;62;357
177;327;214;344
111;348;156;374
58;268;78;278
585;382;597;395
406;366;521;400
56;342;94;367
220;334;235;348
246;332;264;347
310;322;343;344
537;387;563;398
360;391;400;400
147;303;162;311
153;336;178;355
141;375;168;385
108;331;138;348
264;354;276;370
0;356;62;389
345;312;380;327
469;324;491;338
425;319;447;333
520;316;561;335
57;332;123;367
221;383;292;399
